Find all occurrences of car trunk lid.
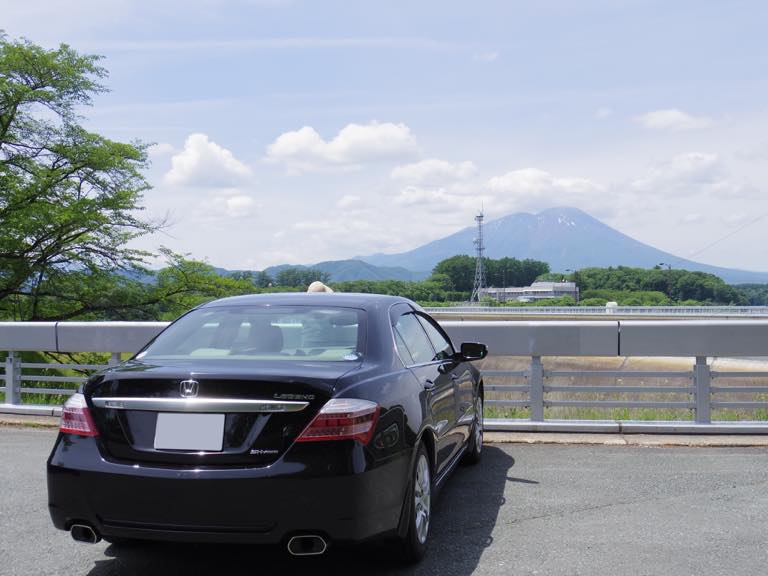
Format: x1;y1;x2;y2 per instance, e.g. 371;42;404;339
85;359;356;467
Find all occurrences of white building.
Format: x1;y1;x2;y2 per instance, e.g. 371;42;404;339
480;281;579;303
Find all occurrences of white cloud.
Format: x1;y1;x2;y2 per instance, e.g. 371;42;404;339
391;159;477;185
202;194;258;219
487;168;603;212
594;107;614;120
264;122;419;171
290;214;405;256
394;186;450;207
148;142;176;158
630;152;724;194
336;194;362;208
635;109;713;131
165;133;253;188
473;51;499;62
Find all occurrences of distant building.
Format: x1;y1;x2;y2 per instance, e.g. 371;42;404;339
480;281;579;303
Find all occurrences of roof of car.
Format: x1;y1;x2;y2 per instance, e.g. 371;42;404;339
199;292;418;311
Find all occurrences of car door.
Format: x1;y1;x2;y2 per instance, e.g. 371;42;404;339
393;311;458;476
415;313;475;450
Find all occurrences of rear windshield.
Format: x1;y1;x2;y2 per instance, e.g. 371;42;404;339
137;305;364;362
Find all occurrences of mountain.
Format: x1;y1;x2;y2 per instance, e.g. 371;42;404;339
360;207;768;284
263;260;428;282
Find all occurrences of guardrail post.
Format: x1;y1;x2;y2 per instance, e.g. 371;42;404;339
529;355;544;421
4;351;21;405
108;352;121;366
693;356;711;424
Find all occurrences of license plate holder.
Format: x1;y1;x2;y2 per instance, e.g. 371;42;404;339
154;413;225;451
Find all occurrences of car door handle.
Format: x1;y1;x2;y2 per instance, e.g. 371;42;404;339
450;373;459;381
424;379;436;390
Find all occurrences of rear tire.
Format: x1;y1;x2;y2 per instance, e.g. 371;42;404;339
396;444;431;563
462;395;483;465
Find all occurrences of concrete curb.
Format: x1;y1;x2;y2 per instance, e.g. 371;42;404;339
0;413;59;428
485;431;768;447
2;414;768;446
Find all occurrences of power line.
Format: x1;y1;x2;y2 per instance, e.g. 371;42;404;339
688;210;768;259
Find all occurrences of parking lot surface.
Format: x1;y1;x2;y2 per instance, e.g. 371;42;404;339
2;427;767;576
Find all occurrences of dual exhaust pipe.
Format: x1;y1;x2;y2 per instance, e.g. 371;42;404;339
287;534;327;556
70;523;101;544
70;524;327;556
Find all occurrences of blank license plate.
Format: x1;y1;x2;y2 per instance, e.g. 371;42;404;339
154;413;225;451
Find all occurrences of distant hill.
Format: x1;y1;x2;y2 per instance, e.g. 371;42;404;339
303;260;428;282
360;207;768;284
216;260;428;283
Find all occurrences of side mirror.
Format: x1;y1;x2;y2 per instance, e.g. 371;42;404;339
459;342;488;361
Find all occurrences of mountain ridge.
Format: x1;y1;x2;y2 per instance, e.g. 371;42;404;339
358;207;768;284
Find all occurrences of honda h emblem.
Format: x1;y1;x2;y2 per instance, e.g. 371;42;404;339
179;379;199;398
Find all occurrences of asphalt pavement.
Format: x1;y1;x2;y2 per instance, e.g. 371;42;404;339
2;427;767;576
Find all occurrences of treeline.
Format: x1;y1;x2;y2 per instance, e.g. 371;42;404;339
230;268;330;288
569;267;748;305
432;256;550;292
734;284;768;306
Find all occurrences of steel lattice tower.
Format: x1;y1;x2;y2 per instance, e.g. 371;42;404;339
470;210;486;303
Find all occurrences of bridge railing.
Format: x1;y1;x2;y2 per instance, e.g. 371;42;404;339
425;305;768;316
2;320;768;433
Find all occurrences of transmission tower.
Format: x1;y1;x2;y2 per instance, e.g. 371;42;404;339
470;210;486;303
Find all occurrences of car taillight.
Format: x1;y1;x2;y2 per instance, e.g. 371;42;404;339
60;393;99;437
296;399;380;445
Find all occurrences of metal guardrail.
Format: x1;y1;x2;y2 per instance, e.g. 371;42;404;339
425;305;768;316
1;320;768;433
0;322;168;416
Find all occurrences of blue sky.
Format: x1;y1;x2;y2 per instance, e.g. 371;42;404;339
4;0;768;271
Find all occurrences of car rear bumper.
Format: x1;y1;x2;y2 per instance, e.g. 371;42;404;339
47;434;410;544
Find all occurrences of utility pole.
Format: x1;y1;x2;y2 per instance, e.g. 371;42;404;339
470;210;486;303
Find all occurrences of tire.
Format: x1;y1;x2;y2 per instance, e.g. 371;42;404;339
396;444;432;563
462;394;483;465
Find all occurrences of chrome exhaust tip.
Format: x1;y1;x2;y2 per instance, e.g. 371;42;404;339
287;535;327;556
70;523;101;544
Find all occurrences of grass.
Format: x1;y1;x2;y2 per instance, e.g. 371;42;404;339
1;351;113;407
480;355;768;422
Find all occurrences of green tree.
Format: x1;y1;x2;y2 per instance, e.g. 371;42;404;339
433;255;549;291
0;35;160;319
432;255;475;291
275;267;330;288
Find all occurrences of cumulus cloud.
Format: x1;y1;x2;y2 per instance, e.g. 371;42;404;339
630;152;725;195
264;122;419;171
165;133;253;188
635;109;713;131
148;142;176;159
487;168;603;212
201;194;258;219
391;159;477;186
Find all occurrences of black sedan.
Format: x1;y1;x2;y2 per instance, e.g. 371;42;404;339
47;293;487;562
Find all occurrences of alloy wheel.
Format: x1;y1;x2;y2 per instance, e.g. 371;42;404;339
474;397;483;454
413;454;431;544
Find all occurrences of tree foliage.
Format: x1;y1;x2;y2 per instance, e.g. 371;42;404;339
432;255;550;292
564;267;748;305
734;284;768;306
275;267;330;288
0;35;164;318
